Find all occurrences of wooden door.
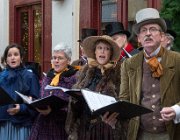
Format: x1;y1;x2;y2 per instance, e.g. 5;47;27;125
16;4;42;63
9;0;52;74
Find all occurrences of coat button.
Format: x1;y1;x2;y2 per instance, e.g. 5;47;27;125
152;105;156;109
153;127;157;130
152;84;156;87
152;94;156;98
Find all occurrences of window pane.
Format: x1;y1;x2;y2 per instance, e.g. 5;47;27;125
101;0;117;34
128;0;147;32
102;0;117;22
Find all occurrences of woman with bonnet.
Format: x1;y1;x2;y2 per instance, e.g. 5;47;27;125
66;35;126;140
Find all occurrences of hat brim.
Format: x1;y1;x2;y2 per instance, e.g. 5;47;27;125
133;18;167;34
110;31;131;38
166;29;177;39
82;35;120;61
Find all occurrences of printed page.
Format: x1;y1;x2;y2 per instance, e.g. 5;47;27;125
15;91;32;104
42;72;47;76
44;85;69;92
81;89;116;112
44;85;80;93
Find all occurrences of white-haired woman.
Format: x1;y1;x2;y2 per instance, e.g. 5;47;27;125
29;43;79;140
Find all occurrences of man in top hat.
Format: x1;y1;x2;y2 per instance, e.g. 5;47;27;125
71;28;98;66
104;8;180;140
105;22;138;61
161;20;177;50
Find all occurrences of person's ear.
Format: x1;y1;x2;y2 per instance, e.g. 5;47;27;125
124;34;127;40
160;32;166;42
167;39;171;44
67;60;71;65
137;35;141;43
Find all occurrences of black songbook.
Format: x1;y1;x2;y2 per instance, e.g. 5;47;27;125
45;85;82;100
81;89;153;119
15;91;68;109
0;87;17;106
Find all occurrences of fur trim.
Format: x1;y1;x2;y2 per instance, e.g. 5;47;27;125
73;64;120;98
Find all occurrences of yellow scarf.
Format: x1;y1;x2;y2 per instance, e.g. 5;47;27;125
87;58;115;75
50;67;68;86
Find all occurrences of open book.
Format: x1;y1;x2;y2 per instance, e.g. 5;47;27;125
0;87;17;106
81;89;153;119
45;85;82;100
15;91;68;109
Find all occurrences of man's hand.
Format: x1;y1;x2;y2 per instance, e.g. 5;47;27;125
160;107;176;122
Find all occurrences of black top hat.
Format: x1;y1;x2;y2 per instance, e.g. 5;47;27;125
166;29;177;39
25;61;41;79
105;22;131;38
165;19;177;39
78;28;98;42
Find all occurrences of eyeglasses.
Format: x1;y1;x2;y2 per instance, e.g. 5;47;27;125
52;56;64;61
139;27;161;35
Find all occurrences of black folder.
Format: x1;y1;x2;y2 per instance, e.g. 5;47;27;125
45;85;82;101
31;95;68;109
0;87;17;106
81;89;153;119
15;91;68;109
44;86;153;119
65;90;83;101
91;100;153;119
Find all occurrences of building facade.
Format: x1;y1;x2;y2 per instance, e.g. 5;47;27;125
0;0;161;74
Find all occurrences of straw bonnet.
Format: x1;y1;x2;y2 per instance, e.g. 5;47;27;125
82;35;120;61
133;8;167;34
105;22;131;38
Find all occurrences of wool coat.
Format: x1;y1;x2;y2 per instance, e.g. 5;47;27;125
29;66;78;140
120;49;180;140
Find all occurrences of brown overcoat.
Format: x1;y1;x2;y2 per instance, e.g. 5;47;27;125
120;49;180;140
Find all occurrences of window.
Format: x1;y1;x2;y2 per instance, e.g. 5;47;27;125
101;0;118;34
102;0;117;22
